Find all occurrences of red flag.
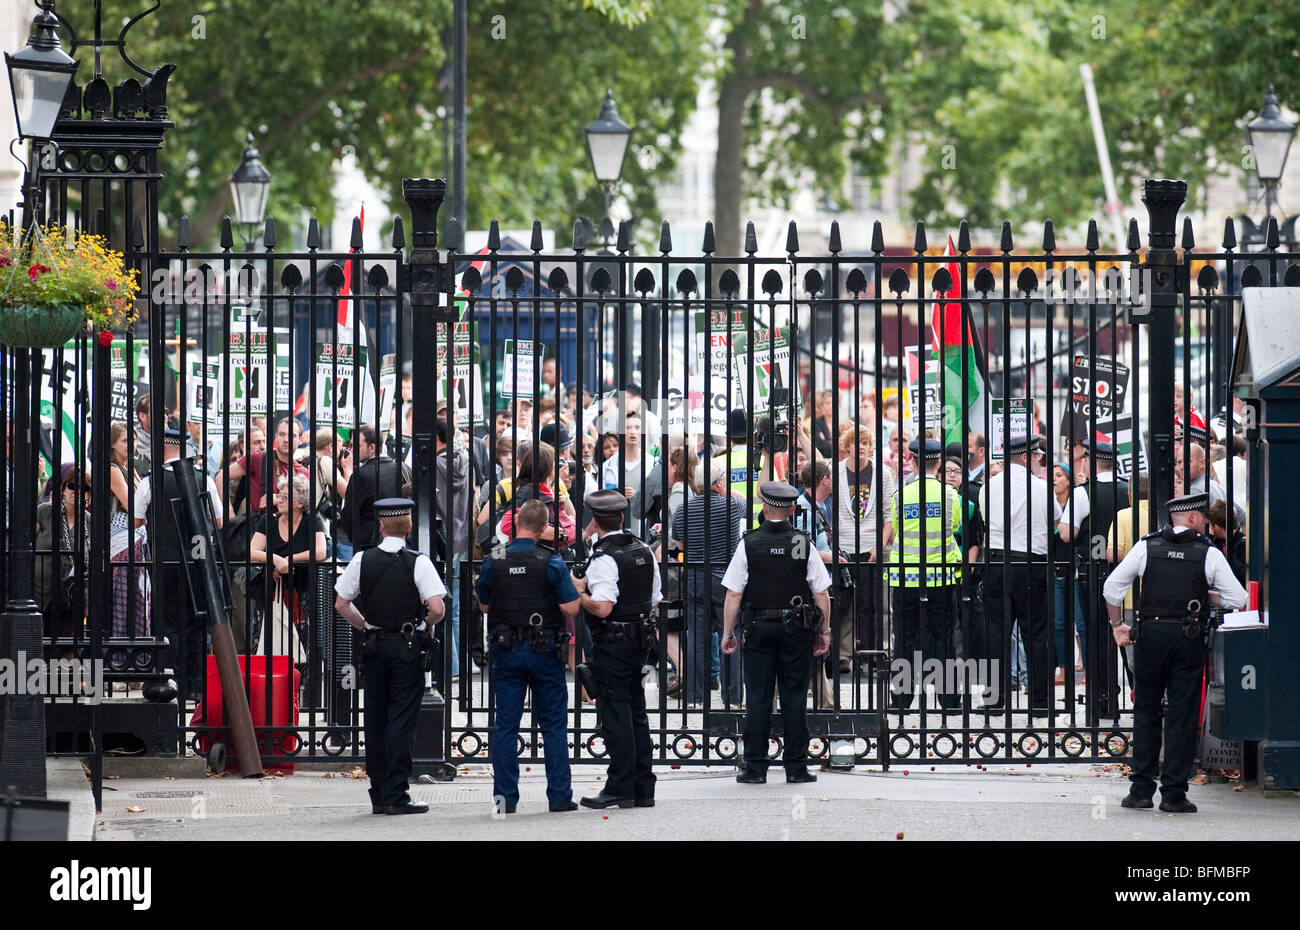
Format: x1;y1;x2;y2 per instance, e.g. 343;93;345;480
930;235;963;353
337;205;364;335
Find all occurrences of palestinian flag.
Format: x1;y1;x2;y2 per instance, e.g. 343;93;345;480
930;235;987;447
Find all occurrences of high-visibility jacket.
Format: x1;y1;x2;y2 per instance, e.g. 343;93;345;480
886;476;963;587
713;446;763;519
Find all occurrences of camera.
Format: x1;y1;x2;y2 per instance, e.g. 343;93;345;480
752;392;790;454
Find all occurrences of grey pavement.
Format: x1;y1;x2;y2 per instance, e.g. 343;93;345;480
89;762;1300;841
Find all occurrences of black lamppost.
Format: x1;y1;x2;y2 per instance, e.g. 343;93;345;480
1246;86;1296;227
228;131;272;250
583;89;632;248
1;0;80;798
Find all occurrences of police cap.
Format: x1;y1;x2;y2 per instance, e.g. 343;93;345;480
375;498;414;518
909;437;945;461
162;426;186;444
587;489;628;518
759;481;799;508
728;408;750;441
1005;433;1036;455
1090;439;1116;462
1166;492;1209;516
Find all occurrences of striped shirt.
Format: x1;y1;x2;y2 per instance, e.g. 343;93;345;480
670;490;745;571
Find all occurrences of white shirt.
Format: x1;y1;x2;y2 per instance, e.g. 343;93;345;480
585;529;663;607
133;454;224;522
1059;470;1116;531
334;535;447;631
984;462;1061;555
721;525;834;595
1102;525;1247;609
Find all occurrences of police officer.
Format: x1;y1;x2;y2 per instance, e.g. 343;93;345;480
1103;492;1246;813
132;424;225;702
887;439;964;711
572;489;662;809
722;482;832;783
476;499;582;814
334;499;446;815
1057;439;1129;719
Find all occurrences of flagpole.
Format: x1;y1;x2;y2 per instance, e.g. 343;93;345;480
1080;64;1126;254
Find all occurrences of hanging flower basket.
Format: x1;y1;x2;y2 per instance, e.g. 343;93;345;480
0;302;88;347
0;221;140;349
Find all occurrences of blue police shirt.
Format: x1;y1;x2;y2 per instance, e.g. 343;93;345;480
476;538;579;608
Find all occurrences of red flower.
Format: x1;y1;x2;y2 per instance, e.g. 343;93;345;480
98;331;113;347
106;278;118;291
0;256;11;267
27;262;51;281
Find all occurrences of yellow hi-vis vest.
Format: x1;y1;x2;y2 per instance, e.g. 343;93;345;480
713;446;763;519
886;476;963;587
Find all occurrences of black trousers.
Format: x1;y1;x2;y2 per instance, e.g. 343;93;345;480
592;639;655;800
158;554;204;698
838;559;881;671
364;637;426;807
890;584;960;709
742;621;813;773
1129;621;1205;802
1078;571;1121;718
977;561;1053;708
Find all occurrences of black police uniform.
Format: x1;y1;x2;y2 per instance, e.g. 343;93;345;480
1075;444;1128;719
146;439;201;702
734;508;819;781
346;500;435;814
480;540;578;812
581;492;659;809
1127;526;1213;808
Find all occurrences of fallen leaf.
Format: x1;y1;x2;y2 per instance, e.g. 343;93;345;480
125;806;145;813
1232;784;1245;792
1191;774;1209;786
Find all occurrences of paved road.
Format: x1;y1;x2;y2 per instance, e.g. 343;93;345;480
93;763;1300;841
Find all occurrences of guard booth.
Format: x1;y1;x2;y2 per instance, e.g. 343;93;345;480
1216;286;1300;790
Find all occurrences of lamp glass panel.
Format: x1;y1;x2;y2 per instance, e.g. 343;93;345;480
10;67;72;140
1250;128;1294;182
230;179;269;226
586;132;630;183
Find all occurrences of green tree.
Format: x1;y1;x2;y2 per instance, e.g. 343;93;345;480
117;0;708;247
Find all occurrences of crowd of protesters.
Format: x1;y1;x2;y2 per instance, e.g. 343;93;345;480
25;347;1254;717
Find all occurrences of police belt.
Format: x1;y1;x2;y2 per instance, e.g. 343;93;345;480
985;549;1049;563
1135;615;1201;623
493;611;562;630
746;607;798;621
365;624;423;639
592;616;653;643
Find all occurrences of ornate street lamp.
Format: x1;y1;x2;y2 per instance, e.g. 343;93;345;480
583;89;632;245
4;1;78;145
228;131;272;250
1246;85;1296;223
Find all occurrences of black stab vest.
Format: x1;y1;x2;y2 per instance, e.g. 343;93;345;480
1075;476;1129;561
357;546;425;629
593;532;654;621
1138;528;1211;619
147;466;186;553
489;546;563;629
740;520;813;609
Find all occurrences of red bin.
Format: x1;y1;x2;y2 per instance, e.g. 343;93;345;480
190;654;301;773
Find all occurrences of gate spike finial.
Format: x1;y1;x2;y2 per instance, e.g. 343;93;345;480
1042;219;1056;253
306;217;321;250
785;220;799;255
263;217;276;250
744;221;758;255
177;216;191;250
1126;217;1142;252
446;216;464;252
220;216;234;250
702;221;715;255
1085;219;1100;252
572;218;587;252
829;220;841;255
912;221;927;254
957;219;971;253
1267;215;1281;250
391;215;405;250
870;220;884;254
487;219;500;252
350;216;364;250
1180;216;1195;251
999;221;1013;253
1221;217;1237;251
530;220;544;253
617;220;632;254
659;220;672;255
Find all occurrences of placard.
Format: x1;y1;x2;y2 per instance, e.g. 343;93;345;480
988;398;1031;462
